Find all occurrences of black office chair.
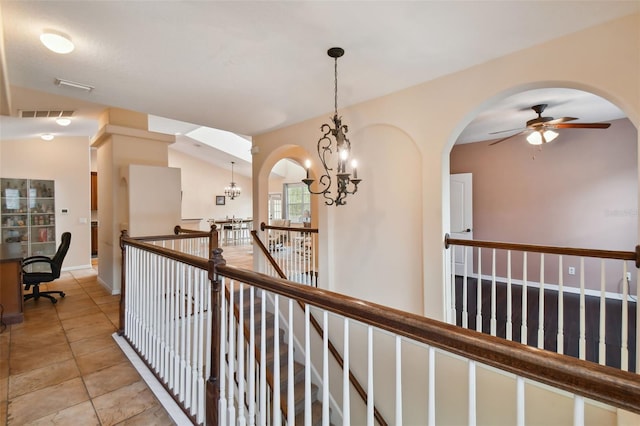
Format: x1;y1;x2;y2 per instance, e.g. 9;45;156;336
23;232;71;304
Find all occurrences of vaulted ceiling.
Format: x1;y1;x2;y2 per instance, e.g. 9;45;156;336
1;1;636;168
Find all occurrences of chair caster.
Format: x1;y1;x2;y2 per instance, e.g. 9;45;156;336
51;298;57;304
61;292;66;297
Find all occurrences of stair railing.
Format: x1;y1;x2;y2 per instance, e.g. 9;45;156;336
257;221;318;286
211;249;640;425
120;231;640;425
444;234;639;372
249;228;388;425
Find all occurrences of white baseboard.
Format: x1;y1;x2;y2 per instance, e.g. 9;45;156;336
112;333;193;426
461;273;637;302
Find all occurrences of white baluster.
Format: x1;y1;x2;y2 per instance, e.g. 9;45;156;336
343;318;351;425
557;256;564;355
622;262;629;371
476;248;482;332
366;326;373;426
185;267;193;410
288;299;295;426
573;395;584;426
428;346;435;426
468;360;476;426
521;252;528;345
259;290;267;426
507;250;512;341
323;312;330;426
395;335;402;426
451;246;457;323
305;304;311;426
272;295;281;426
516;376;525;426
238;283;246;426
579;258;586;360
491;249;497;336
538;254;545;349
249;286;256;426
228;280;236;425
598;260;606;365
463;246;468;328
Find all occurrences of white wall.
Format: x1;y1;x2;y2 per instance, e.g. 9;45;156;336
168;148;253;230
1;136;92;270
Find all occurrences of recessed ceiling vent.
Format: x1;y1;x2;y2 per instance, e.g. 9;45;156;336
19;110;74;118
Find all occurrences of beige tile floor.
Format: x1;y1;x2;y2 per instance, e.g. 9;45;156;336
0;263;176;425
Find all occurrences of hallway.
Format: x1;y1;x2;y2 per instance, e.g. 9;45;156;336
0;265;174;425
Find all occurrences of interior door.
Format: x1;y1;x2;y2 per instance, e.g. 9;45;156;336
450;173;473;276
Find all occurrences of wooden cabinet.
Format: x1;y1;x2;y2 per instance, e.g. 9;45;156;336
0;243;24;324
91;172;98;210
91;222;98;256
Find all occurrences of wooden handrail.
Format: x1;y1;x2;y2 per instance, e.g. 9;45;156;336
122;234;209;269
250;230;387;425
213;262;640;415
444;234;640;268
260;221;319;233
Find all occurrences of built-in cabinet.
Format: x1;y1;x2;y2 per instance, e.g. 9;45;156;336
1;178;56;260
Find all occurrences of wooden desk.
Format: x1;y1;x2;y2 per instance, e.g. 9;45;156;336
0;243;24;324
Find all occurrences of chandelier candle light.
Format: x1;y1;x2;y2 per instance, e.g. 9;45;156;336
224;161;241;200
303;47;362;206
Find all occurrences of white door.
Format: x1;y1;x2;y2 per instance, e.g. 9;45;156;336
450;173;473;276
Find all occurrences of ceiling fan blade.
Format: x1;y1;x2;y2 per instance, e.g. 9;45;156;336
552;122;611;129
489;127;525;135
489;131;526;146
547;116;578;125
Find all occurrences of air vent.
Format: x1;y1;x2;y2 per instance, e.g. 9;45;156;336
19;110;74;118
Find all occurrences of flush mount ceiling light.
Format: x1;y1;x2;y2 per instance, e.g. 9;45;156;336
41;133;55;141
55;117;71;126
302;47;362;206
40;30;75;54
54;78;94;92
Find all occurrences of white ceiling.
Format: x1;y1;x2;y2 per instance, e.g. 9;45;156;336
0;1;637;171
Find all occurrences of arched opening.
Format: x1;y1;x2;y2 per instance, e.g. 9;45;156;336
442;84;638;358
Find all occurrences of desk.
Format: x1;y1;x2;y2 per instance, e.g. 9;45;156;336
0;243;24;324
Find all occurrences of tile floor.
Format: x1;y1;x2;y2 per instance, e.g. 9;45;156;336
0;264;176;425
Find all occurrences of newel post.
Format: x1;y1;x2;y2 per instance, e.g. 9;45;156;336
209;223;219;258
206;248;226;426
118;230;129;336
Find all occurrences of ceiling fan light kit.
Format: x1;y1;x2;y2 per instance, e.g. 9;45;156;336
490;103;611;146
526;129;558;145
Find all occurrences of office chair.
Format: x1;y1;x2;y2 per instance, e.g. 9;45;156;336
23;232;71;304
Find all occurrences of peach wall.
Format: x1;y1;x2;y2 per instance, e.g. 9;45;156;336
168;149;253;229
451;118;638;293
253;14;639;321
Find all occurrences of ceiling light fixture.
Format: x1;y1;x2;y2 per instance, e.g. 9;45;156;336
224;161;241;200
54;78;94;92
41;134;54;141
55;117;71;126
40;30;75;54
526;129;558;145
303;47;362;206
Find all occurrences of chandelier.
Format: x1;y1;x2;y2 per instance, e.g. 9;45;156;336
224;161;241;200
302;47;362;206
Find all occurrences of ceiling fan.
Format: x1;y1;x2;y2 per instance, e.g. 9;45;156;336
489;103;611;146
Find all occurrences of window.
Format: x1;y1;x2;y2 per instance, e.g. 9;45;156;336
284;183;310;223
268;193;282;221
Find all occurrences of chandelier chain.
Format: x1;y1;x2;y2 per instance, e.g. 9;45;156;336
334;56;338;114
